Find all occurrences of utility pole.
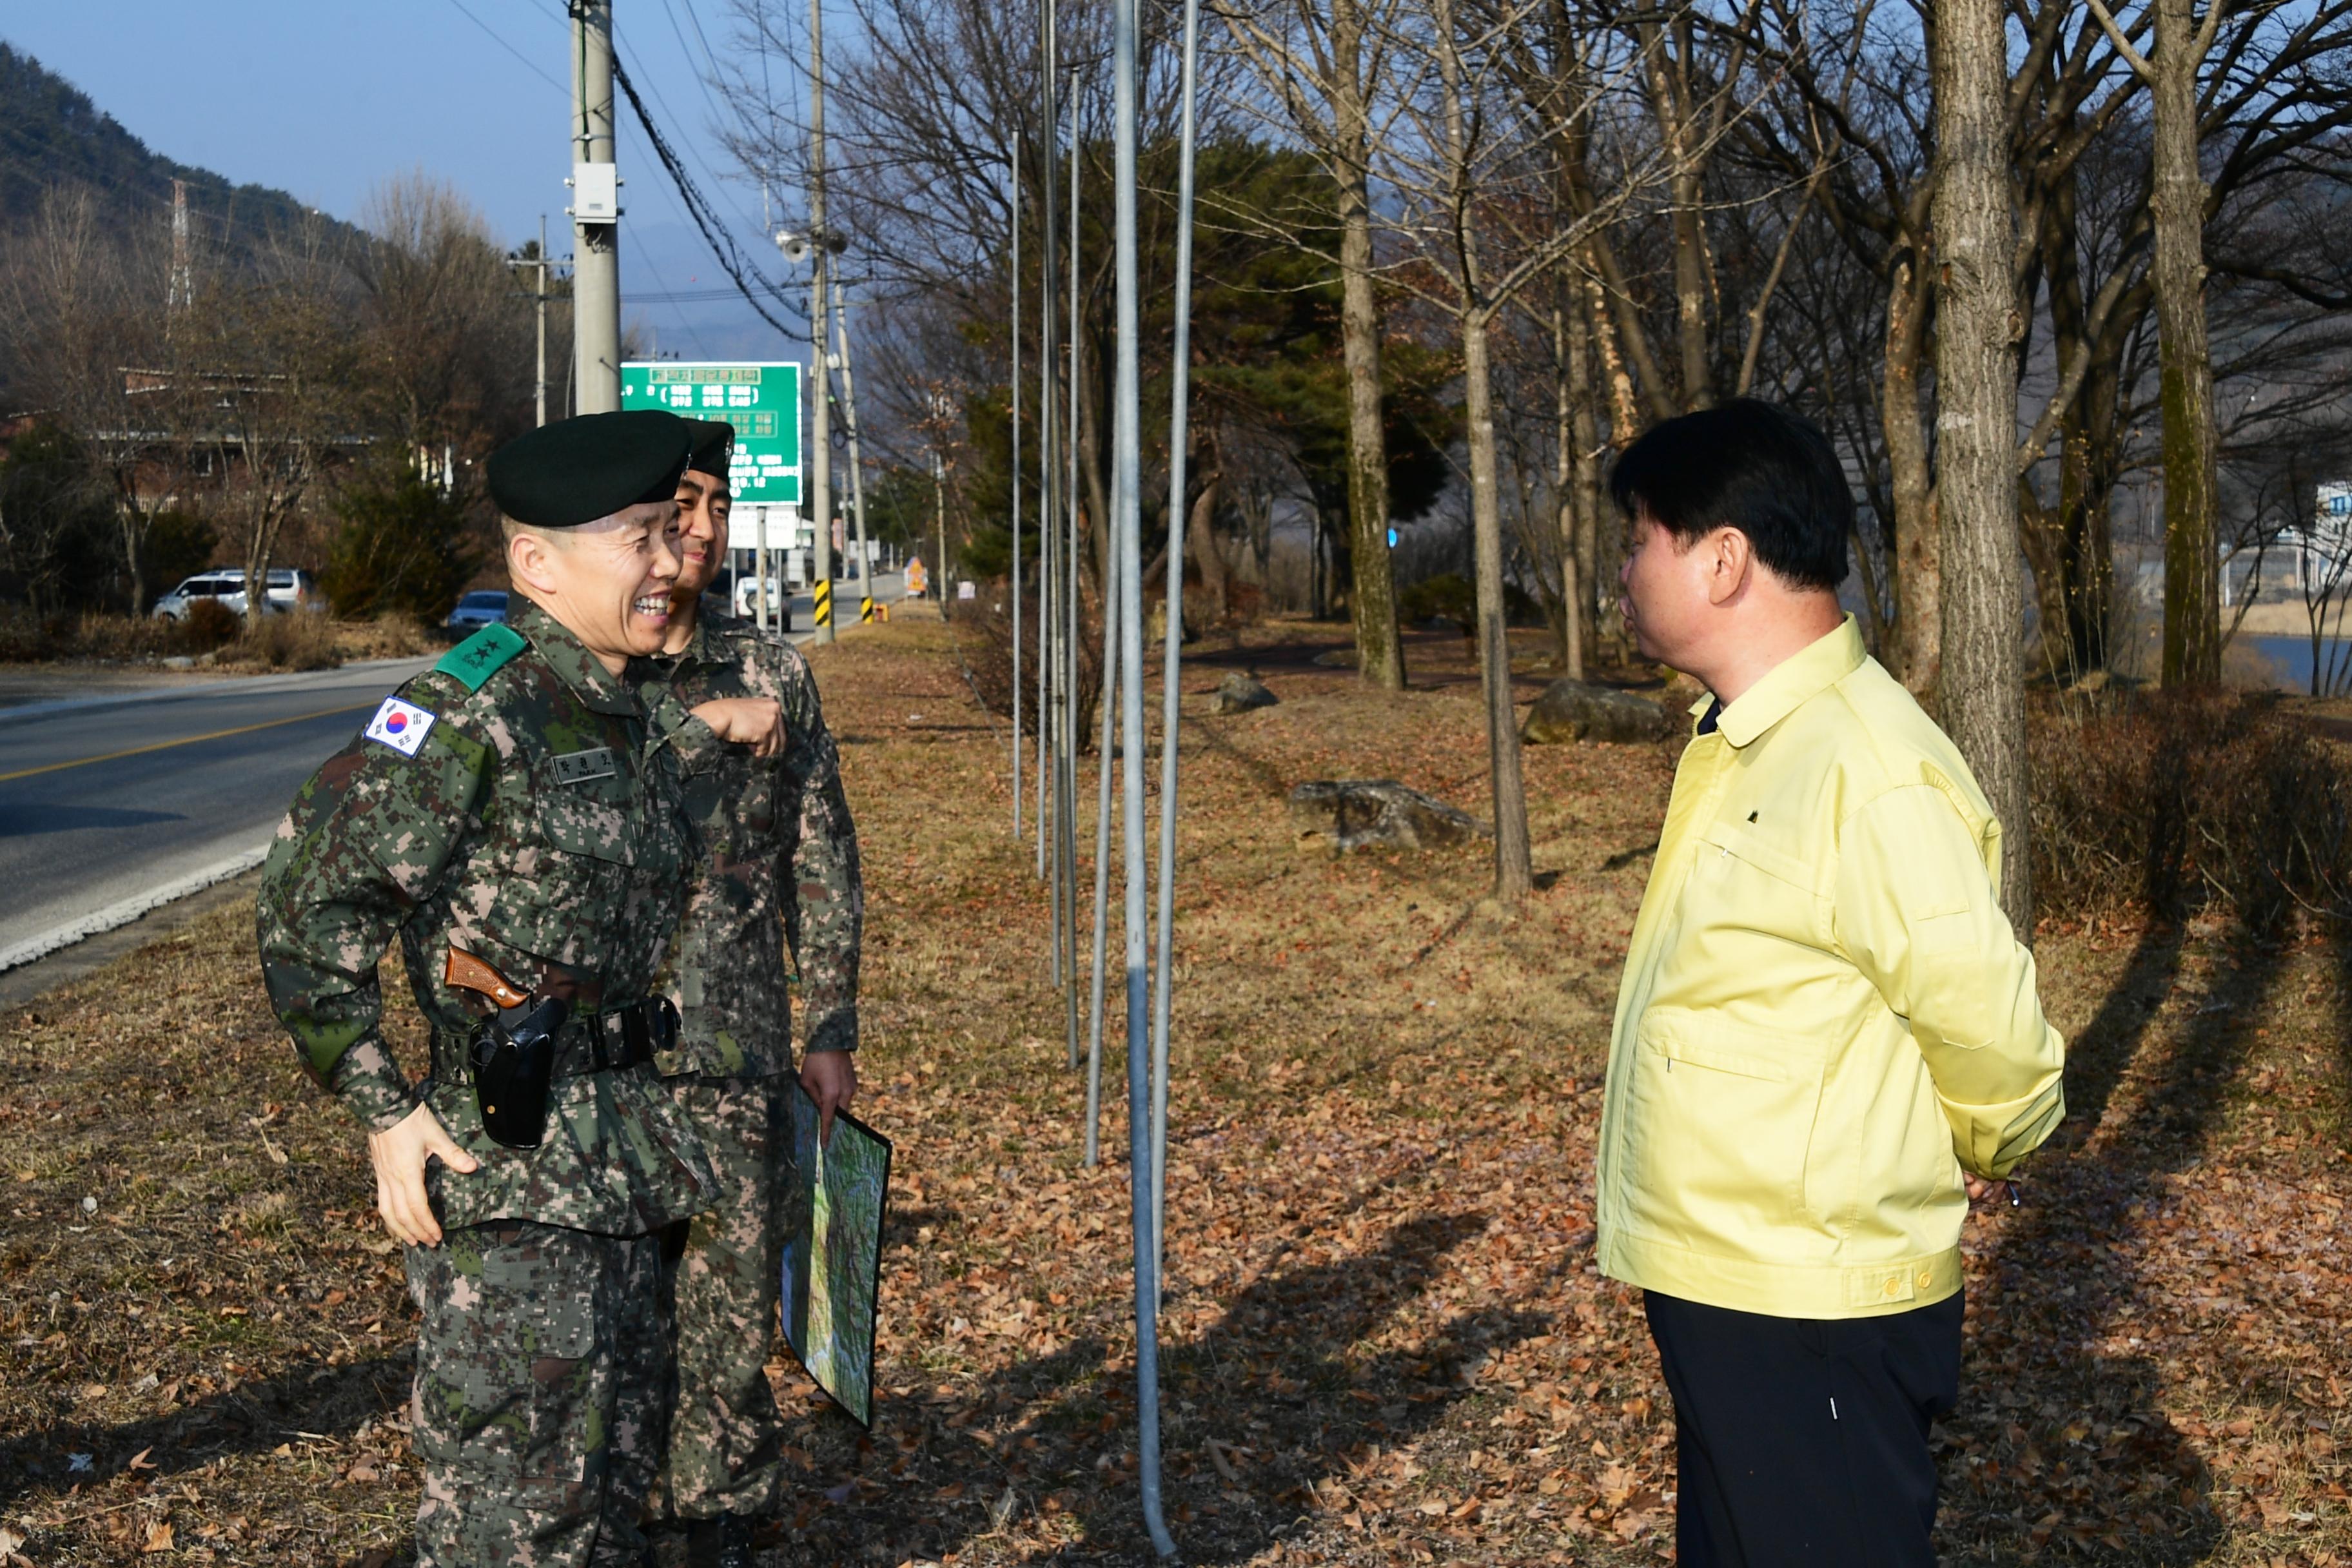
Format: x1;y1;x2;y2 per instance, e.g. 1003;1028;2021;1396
830;278;873;621
569;0;621;415
932;440;950;613
534;215;549;427
507;217;556;427
807;0;836;643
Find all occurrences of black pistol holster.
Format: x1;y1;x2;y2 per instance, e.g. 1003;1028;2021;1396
467;996;680;1150
469;996;568;1150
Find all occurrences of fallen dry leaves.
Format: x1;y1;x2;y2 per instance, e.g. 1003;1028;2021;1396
0;612;2347;1564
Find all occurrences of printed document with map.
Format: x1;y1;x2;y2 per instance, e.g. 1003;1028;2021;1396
782;1082;892;1427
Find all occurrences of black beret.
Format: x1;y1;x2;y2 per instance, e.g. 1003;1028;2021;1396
683;418;735;481
487;409;692;527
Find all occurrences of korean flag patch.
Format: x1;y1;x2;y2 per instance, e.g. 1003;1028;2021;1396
364;695;438;758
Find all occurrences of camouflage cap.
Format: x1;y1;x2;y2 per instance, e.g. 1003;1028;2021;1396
683;419;735;483
488;409;692;527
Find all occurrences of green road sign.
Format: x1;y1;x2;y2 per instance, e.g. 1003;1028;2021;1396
620;361;801;506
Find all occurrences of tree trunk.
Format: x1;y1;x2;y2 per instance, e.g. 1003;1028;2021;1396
1639;20;1716;411
2019;167;2121;679
1332;0;1405;691
1075;331;1113;600
1553;300;1585;681
1187;468;1228;623
2152;0;2221;687
1569;286;1604;675
1932;0;2034;935
1883;248;1940;700
1463;308;1534;905
1338;189;1403;685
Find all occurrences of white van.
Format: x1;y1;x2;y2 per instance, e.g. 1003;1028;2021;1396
152;568;318;620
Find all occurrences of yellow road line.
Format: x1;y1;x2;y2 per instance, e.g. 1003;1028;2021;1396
0;701;379;784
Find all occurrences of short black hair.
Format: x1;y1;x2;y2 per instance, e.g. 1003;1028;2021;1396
1608;398;1852;592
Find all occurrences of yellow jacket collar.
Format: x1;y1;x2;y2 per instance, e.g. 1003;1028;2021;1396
1709;615;1867;749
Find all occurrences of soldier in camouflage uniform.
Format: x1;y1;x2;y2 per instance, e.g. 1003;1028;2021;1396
631;419;863;1568
257;410;789;1568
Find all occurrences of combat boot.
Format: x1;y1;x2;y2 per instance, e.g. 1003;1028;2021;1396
683;1512;756;1568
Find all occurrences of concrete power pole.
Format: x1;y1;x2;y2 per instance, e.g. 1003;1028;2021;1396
506;217;557;427
570;0;622;414
806;0;836;643
830;279;873;621
535;215;549;427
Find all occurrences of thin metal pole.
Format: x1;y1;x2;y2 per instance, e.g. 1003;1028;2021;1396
1083;562;1118;1167
1113;0;1173;1551
1036;1;1057;868
1010;130;1024;836
1059;66;1084;1074
1151;0;1202;1304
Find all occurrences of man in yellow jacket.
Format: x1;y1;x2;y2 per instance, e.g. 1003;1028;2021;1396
1600;399;2064;1565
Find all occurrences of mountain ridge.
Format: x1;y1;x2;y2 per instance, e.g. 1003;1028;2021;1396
0;41;363;250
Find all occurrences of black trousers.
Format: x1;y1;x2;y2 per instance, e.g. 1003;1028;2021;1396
1644;1288;1963;1568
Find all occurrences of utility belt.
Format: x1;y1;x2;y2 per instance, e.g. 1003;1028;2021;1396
431;997;679;1151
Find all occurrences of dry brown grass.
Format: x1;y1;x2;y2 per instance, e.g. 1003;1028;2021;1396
1;617;2347;1565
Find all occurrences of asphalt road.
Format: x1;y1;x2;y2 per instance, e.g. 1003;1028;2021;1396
0;659;436;967
0;574;916;972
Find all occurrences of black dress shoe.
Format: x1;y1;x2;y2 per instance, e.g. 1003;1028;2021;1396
683;1512;756;1568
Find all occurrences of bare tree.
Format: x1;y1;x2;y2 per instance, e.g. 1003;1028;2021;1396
1214;0;1415;687
351;173;538;457
188;224;358;620
0;189;186;614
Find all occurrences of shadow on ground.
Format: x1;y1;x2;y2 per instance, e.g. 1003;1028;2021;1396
785;1211;1546;1564
1941;921;2280;1562
0;1353;408;1507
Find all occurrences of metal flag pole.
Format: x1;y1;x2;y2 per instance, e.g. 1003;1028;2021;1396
1036;0;1059;871
1059;62;1085;1075
1151;0;1203;1303
1113;0;1173;1550
1083;534;1119;1166
1011;128;1023;836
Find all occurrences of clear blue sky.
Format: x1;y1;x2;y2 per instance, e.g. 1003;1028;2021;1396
6;1;798;361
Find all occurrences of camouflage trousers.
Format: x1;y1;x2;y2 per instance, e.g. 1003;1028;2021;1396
405;1222;664;1568
659;1075;794;1520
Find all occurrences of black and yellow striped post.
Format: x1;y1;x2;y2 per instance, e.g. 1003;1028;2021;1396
812;579;834;628
859;596;876;623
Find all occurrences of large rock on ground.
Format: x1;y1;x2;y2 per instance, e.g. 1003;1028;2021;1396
1520;678;1674;744
1289;779;1489;852
1206;672;1278;714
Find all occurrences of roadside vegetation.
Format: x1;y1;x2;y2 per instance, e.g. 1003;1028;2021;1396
2;618;2349;1565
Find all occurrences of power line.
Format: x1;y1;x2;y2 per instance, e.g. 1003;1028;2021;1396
445;0;567;94
616;28;773;255
609;52;808;337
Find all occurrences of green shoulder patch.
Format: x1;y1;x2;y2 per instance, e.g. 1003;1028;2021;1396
435;622;528;692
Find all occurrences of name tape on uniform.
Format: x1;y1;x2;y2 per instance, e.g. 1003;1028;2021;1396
364;696;438;757
551;747;618;785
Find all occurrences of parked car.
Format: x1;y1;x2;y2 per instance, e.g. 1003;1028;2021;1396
444;589;511;639
730;573;791;630
151;567;318;620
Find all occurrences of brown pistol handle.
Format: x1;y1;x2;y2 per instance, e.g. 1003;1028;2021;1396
445;946;531;1010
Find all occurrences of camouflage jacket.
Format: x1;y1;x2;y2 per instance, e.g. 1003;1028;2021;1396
628;609;863;1079
256;601;720;1237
